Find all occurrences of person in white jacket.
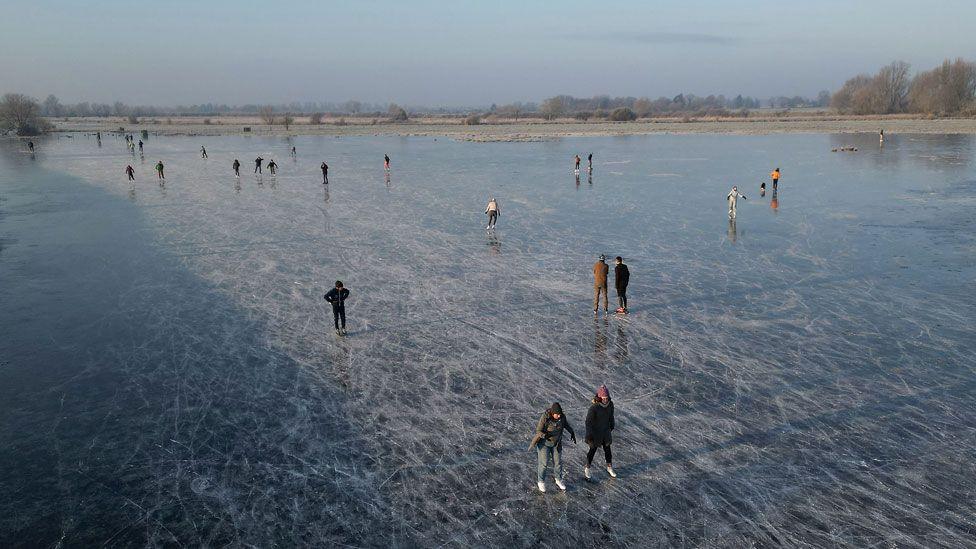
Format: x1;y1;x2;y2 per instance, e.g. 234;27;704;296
485;198;499;230
727;186;746;219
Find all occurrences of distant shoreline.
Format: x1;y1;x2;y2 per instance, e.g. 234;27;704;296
45;115;976;141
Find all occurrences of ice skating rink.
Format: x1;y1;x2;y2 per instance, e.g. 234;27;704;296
1;133;974;546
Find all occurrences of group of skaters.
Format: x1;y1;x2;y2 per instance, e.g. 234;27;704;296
728;167;782;219
530;384;616;492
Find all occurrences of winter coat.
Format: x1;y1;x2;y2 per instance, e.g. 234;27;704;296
324;288;350;309
529;412;575;450
614;264;630;292
585;399;615;447
593;261;609;288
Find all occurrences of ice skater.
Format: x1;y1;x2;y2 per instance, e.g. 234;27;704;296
267;159;277;175
291;146;297;157
200;146;208;159
879;129;885;147
254;156;263;174
155;161;165;180
574;154;581;174
593;254;609;316
125;165;135;181
232;159;241;177
384;154;390;172
484;197;499;230
770;167;780;191
727;185;746;219
760;181;766;197
138;140;143;153
324;281;350;336
614;256;629;313
320;162;329;184
529;402;576;493
587;153;593;172
584;385;616;480
27;140;34;153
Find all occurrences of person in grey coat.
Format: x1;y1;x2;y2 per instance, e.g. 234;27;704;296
529;402;576;492
584;385;616;479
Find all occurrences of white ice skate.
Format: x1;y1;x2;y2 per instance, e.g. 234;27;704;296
584;466;591;480
607;466;617;478
537;481;546;493
554;478;566;491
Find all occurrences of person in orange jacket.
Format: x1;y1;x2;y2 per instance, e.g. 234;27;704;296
593;255;609;315
770;168;781;190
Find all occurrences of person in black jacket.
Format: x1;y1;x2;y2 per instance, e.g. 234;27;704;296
584;384;616;479
321;162;329;184
324;280;350;335
614;256;630;313
529;402;576;492
233;159;241;177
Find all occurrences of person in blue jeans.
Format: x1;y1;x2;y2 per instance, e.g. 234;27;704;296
528;401;576;492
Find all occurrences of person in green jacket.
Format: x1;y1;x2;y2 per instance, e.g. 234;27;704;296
529;401;576;492
155;161;165;180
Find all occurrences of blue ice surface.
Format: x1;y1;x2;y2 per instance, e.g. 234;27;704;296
1;132;974;546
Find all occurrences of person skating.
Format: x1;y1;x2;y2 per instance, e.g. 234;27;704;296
155;161;165;180
593;255;610;315
614;256;630;313
267;159;277;175
232;159;241;177
324;280;350;336
200;146;208;159
321;162;329;184
27;140;34;153
587;153;593;172
760;181;766;197
529;402;576;492
574;154;581;173
291;146;297;157
879;129;885;147
125;165;135;181
584;385;616;480
254;157;263;174
485;197;499;230
384;154;390;171
770;167;780;191
727;185;746;219
138;140;143;153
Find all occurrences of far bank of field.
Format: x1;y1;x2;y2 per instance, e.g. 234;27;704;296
48;114;976;142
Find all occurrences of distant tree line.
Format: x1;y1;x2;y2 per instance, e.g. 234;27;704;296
531;93;806;120
832;59;976;115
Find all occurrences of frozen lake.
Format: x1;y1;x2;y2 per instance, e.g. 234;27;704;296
1;132;974;546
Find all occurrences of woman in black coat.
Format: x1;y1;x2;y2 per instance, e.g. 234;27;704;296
584;384;616;479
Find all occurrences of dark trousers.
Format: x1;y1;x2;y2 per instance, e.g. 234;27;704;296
586;442;612;466
234;168;240;176
772;179;778;190
332;306;346;330
255;165;261;174
322;172;328;183
617;288;627;309
127;173;134;181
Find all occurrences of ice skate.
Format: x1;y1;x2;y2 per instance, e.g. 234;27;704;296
554;478;566;490
537;481;546;493
584;466;591;480
607;466;617;478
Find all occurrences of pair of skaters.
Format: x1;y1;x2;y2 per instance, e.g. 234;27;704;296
530;384;616;492
593;255;630;315
573;153;594;174
252;157;277;175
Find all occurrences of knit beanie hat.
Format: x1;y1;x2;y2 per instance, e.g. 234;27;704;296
596;385;610;399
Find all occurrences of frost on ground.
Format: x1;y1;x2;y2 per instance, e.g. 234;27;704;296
1;133;974;546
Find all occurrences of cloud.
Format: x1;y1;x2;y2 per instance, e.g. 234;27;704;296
577;31;739;45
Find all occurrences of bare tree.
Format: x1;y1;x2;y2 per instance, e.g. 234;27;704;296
343;100;362;115
909;58;976;114
283;114;294;129
0;93;49;135
874;61;911;113
259;105;276;125
309;112;324;124
42;94;63;117
113;101;129;117
540;96;565;120
387;103;408;121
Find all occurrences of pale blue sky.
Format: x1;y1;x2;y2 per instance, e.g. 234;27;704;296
1;0;973;106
